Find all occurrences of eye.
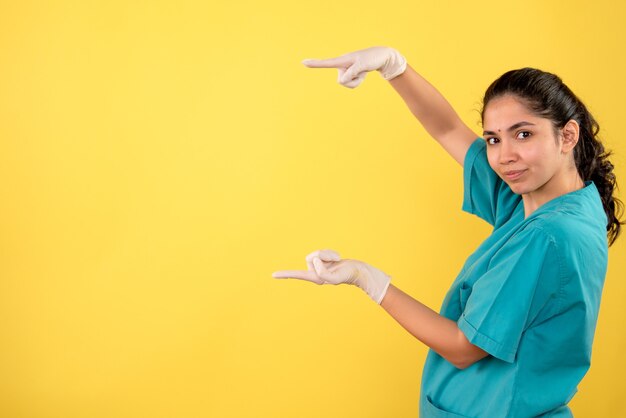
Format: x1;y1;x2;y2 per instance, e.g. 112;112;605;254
516;131;531;140
485;137;499;145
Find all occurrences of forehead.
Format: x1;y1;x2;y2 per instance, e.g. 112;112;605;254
483;95;542;128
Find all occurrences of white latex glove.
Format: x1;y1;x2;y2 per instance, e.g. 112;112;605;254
302;46;407;88
272;249;392;304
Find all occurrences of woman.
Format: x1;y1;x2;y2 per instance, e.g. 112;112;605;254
271;47;622;417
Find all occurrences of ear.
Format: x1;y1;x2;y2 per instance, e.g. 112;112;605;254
560;119;580;153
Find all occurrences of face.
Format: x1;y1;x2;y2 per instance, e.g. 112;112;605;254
482;95;572;198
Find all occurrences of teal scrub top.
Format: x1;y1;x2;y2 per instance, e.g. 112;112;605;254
419;138;608;418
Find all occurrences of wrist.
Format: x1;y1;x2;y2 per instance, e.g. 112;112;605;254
376;277;392;305
357;263;392;304
379;48;407;81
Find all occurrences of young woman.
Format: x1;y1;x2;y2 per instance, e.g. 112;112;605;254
272;46;622;417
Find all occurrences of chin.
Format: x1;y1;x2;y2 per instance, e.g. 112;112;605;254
503;180;530;196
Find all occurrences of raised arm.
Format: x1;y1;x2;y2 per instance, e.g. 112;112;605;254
387;64;478;166
302;47;478;166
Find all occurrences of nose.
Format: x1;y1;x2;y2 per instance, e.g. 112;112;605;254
499;139;518;165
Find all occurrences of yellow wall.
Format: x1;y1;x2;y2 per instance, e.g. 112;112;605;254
1;1;624;417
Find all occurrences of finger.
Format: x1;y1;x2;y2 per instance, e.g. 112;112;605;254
342;72;366;89
302;55;352;69
312;257;342;284
337;67;347;84
272;270;324;284
339;63;365;85
306;249;341;271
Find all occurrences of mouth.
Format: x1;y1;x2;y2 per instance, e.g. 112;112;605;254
503;169;526;181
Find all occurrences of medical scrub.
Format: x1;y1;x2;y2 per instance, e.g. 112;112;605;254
419;138;608;417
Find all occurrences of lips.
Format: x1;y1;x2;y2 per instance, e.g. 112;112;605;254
503;169;526;181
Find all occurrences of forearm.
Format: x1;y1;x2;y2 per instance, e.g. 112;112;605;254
380;284;487;369
388;64;477;165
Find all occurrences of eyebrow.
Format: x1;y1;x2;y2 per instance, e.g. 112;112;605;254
483;121;536;136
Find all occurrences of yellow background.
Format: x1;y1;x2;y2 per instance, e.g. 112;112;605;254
1;1;624;417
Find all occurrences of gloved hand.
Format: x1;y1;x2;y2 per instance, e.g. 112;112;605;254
302;46;407;88
272;249;392;304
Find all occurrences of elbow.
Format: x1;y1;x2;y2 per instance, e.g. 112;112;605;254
450;357;475;370
448;348;490;369
449;348;490;369
445;331;489;370
442;352;472;370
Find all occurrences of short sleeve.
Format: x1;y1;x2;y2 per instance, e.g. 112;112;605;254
457;225;561;363
462;138;521;227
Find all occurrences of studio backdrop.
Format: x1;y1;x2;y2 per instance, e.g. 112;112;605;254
0;1;624;417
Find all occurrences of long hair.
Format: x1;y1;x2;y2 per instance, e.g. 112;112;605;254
481;68;623;246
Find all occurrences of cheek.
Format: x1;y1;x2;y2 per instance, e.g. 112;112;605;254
530;137;561;163
523;147;551;170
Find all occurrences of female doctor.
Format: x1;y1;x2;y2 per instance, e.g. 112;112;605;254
271;47;623;417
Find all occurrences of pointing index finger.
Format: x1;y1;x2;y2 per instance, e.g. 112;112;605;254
272;270;324;284
302;55;351;69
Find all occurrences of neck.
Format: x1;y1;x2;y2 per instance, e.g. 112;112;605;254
523;169;585;218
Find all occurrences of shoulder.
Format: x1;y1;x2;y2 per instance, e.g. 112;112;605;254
528;183;608;248
524;214;606;258
527;213;584;243
521;197;608;284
